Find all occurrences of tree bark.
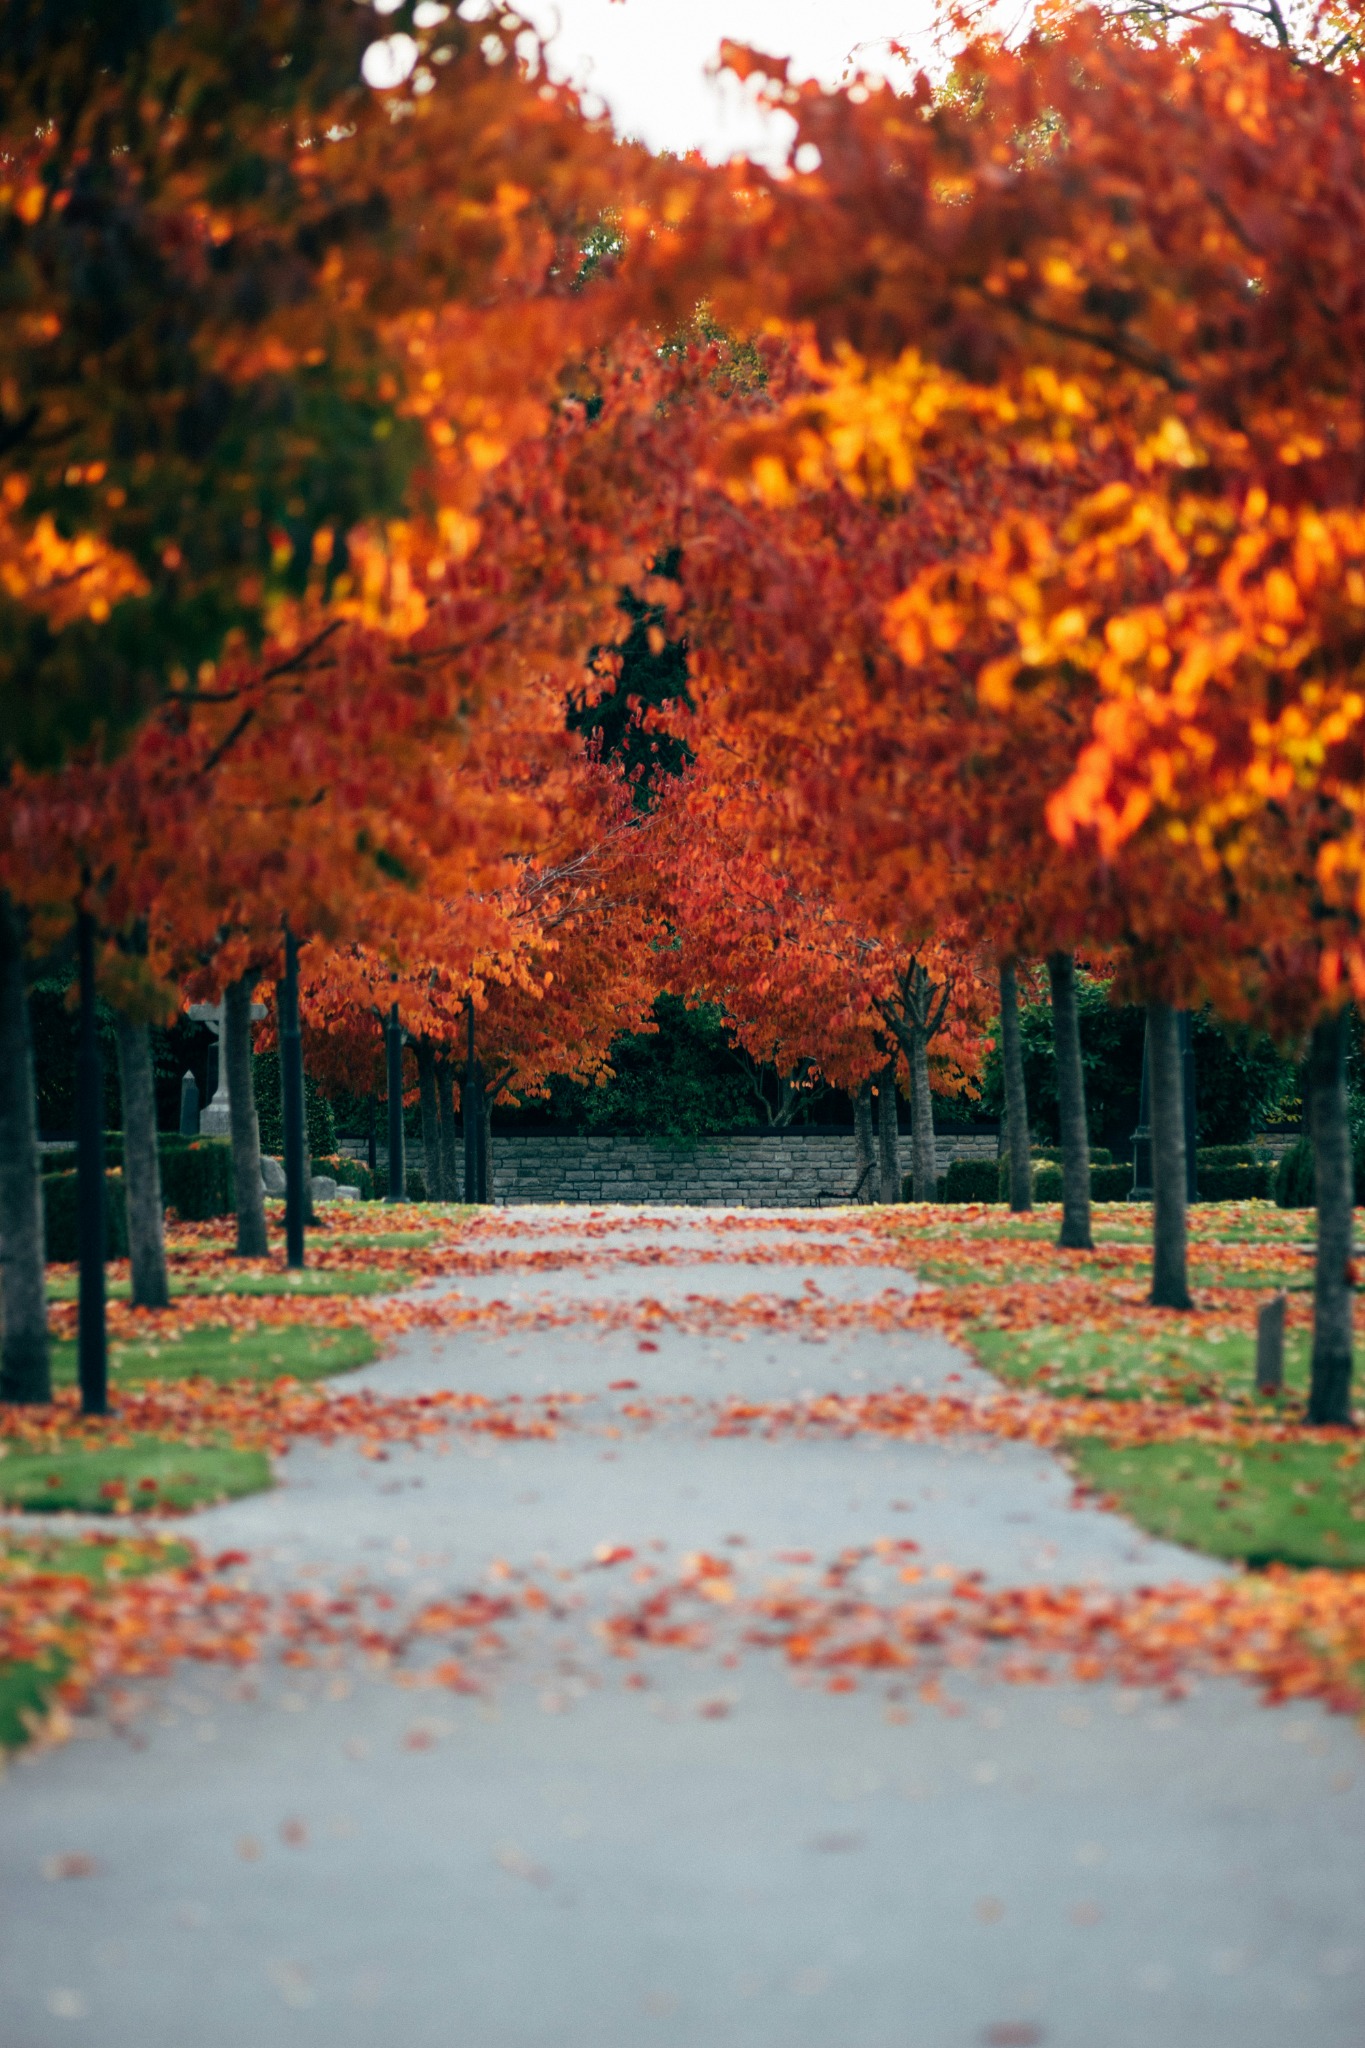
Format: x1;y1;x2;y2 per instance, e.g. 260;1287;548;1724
417;1039;441;1200
1307;1007;1354;1426
1147;1000;1191;1309
481;1087;492;1205
853;1080;876;1203
223;976;267;1258
909;1021;936;1201
1047;951;1093;1250
436;1057;458;1203
0;895;49;1402
999;957;1032;1213
386;1003;405;1203
114;1014;169;1306
877;1062;901;1203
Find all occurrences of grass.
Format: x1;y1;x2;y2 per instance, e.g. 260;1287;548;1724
0;1533;190;1747
46;1267;407;1302
1071;1439;1365;1569
0;1440;270;1515
969;1321;1312;1404
49;1322;378;1388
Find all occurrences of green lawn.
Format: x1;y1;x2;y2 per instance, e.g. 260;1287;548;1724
969;1321;1312;1404
50;1322;378;1388
0;1534;190;1747
47;1267;407;1302
0;1439;269;1515
1071;1439;1365;1568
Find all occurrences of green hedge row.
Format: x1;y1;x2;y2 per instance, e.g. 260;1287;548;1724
1274;1134;1365;1209
42;1171;129;1262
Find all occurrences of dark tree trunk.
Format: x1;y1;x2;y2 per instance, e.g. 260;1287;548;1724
386;1003;405;1203
436;1058;458;1203
278;930;306;1268
480;1086;492;1205
417;1039;441;1201
75;909;107;1414
877;1063;901;1203
367;1092;377;1175
853;1079;876;1203
0;895;49;1402
1308;1008;1354;1426
1047;951;1093;1250
909;1022;936;1201
999;957;1032;1213
114;1014;169;1307
1147;1000;1191;1309
223;976;267;1258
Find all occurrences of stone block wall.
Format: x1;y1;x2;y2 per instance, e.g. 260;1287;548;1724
342;1127;1004;1206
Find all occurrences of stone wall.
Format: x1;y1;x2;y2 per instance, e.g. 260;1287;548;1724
482;1128;1001;1208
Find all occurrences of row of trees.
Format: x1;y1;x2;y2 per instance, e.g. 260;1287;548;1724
0;2;1360;1427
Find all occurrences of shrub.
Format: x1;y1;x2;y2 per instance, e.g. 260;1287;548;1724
316;1154;375;1201
941;1158;1002;1204
42;1170;129;1262
371;1163;426;1201
1199;1162;1272;1202
160;1139;234;1220
1032;1161;1128;1202
1025;1145;1112;1167
253;1051;337;1158
1275;1137;1314;1209
1197;1144;1255;1169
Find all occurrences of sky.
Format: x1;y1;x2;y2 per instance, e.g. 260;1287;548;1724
504;1;936;163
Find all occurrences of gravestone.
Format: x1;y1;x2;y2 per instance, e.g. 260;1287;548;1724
188;996;265;1138
178;1070;200;1138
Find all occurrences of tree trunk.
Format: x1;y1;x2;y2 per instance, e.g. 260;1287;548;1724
417;1039;441;1200
0;895;48;1402
1307;1007;1354;1426
223;976;267;1258
853;1080;876;1203
1047;951;1093;1250
386;1003;405;1203
877;1063;901;1203
481;1086;492;1205
909;1023;937;1201
278;929;306;1268
436;1058;458;1203
999;957;1032;1213
114;1014;169;1306
1147;1000;1191;1309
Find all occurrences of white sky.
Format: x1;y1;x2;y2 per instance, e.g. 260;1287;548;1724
509;1;936;163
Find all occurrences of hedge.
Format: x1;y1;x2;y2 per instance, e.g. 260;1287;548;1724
42;1170;129;1262
253;1051;337;1159
1032;1161;1131;1203
159;1139;234;1220
315;1154;376;1201
371;1162;427;1201
1199;1161;1272;1201
938;1158;1002;1204
1275;1134;1365;1208
1196;1144;1257;1170
1027;1145;1113;1166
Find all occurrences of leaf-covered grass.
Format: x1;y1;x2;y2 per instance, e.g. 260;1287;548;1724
50;1323;378;1388
0;1439;269;1514
46;1267;407;1302
1071;1439;1365;1569
970;1321;1312;1404
0;1533;190;1747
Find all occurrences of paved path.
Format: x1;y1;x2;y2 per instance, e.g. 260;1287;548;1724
2;1207;1364;2047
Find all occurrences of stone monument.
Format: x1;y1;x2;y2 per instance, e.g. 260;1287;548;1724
188;997;265;1138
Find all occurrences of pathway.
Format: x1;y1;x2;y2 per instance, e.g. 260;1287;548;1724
2;1207;1363;2047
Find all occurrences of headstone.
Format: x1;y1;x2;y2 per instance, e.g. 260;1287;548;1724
188;995;266;1138
178;1070;200;1138
308;1174;339;1205
334;1183;360;1203
260;1155;287;1196
1256;1292;1287;1395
